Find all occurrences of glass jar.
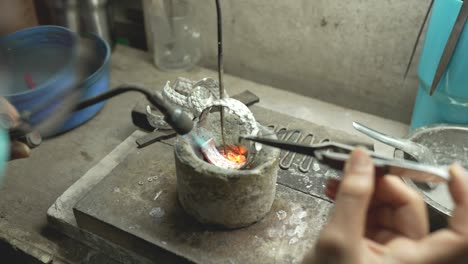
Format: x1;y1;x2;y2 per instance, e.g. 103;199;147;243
149;0;201;71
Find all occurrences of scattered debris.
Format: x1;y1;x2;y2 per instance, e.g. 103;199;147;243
153;190;163;201
149;207;165;218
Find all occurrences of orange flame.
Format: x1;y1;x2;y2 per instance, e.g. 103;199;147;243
219;144;248;164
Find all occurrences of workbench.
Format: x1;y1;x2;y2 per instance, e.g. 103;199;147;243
0;45;408;263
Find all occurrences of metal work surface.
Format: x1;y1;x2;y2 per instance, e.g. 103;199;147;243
72;106;371;263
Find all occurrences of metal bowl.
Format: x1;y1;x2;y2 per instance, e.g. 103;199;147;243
394;124;468;228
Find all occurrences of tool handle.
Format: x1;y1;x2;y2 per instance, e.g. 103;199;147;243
8;123;42;148
8;123;32;139
317;151;449;183
317;151;389;177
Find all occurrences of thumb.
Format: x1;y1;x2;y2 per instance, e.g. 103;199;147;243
10;141;30;160
327;148;375;239
448;164;468;236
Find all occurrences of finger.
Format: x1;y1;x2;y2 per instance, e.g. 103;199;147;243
365;227;400;245
0;98;20;127
406;165;468;264
325;178;379;207
9;141;30;160
325;148;375;240
373;175;428;239
365;238;390;256
327;174;428;240
448;164;468;236
326;177;413;205
412;230;468;264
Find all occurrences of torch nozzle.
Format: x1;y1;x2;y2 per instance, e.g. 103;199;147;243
148;93;193;135
74;85;194;135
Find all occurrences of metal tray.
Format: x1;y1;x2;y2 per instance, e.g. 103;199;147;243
395;124;468;228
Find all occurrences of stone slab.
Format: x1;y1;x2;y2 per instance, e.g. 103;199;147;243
69;106;372;263
73;139;332;263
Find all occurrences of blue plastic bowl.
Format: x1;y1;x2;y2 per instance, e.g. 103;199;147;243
58;32;110;134
0;26;110;135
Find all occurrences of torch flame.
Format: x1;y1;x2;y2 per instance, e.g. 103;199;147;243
219;145;248;164
200;138;248;170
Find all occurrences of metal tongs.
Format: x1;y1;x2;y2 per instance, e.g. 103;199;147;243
241;136;450;183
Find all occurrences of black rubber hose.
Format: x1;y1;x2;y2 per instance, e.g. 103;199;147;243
75;85;193;135
75;85;155;111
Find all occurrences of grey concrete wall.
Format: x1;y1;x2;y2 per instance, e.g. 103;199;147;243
192;0;432;123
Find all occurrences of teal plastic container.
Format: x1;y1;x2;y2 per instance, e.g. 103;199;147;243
411;0;468;129
0;129;9;184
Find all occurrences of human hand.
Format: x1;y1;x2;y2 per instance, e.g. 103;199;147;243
0;98;30;159
303;148;468;264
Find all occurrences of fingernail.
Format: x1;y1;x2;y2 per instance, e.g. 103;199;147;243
452;163;464;172
450;163;467;181
345;148;372;174
10;142;30;159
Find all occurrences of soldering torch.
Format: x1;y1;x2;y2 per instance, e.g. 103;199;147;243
7;85;194;148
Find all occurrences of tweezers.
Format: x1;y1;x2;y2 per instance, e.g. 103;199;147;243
430;0;468;95
241;136;450;183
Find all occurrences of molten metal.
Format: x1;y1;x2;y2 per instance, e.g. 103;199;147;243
201;139;247;170
219;145;247;164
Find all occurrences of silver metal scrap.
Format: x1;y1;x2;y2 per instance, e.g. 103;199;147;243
146;77;229;129
201;138;245;170
199;98;260;137
146;106;171;130
197;98;260;170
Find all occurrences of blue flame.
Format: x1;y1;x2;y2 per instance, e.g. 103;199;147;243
182;130;206;147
